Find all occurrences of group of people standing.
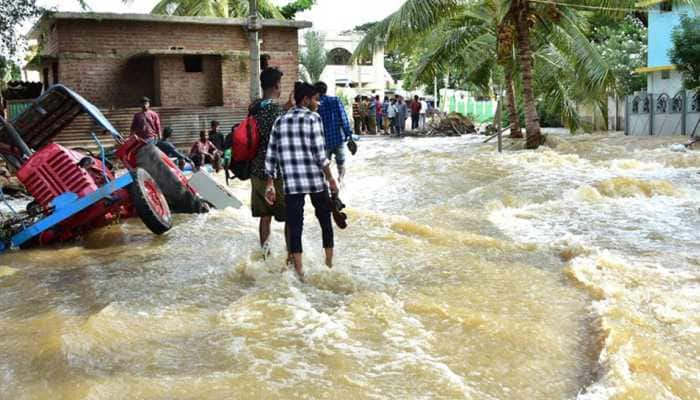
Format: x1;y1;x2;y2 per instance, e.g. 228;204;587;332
352;94;430;137
130;97;227;172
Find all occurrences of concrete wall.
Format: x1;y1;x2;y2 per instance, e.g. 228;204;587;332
647;70;684;95
648;4;695;67
626;91;699;136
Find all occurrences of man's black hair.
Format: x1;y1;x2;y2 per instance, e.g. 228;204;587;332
260;54;270;70
294;82;318;104
211;120;220;127
163;127;173;138
314;81;328;95
260;67;284;91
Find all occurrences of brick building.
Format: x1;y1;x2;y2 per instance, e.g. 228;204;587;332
27;12;310;149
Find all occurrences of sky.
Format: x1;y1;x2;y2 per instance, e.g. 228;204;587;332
33;0;406;31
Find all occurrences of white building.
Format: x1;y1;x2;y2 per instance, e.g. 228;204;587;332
300;30;394;97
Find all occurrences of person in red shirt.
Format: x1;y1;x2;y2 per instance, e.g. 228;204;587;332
189;130;221;172
130;96;161;142
410;95;422;130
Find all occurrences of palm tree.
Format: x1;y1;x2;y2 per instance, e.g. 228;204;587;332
150;0;313;19
355;0;699;149
299;31;327;83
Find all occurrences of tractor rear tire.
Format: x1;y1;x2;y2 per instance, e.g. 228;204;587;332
129;168;172;235
135;144;208;214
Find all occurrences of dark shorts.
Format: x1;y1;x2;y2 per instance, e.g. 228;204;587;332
251;177;286;222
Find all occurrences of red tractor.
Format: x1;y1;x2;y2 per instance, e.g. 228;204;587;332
0;85;207;251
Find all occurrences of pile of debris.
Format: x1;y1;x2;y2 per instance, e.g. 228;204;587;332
405;113;477;137
0;163;26;199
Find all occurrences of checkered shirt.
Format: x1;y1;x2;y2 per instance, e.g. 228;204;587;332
265;107;330;195
317;95;352;150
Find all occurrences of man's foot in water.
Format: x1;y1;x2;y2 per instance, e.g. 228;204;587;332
290;253;304;281
261;241;272;260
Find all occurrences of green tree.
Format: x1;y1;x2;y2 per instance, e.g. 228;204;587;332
355;0;698;148
151;0;314;18
0;0;44;58
591;15;647;96
670;16;700;90
299;30;326;83
279;0;315;19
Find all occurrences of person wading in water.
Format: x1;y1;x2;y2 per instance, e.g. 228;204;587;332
314;81;353;183
249;67;293;259
264;82;339;280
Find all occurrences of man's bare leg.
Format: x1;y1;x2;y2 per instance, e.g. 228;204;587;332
292;253;304;279
324;248;333;268
285;223;293;265
259;216;272;257
337;164;346;183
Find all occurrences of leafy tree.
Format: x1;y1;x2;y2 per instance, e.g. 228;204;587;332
591;15;647;96
151;0;313;19
279;0;315;19
670;16;700;90
300;31;326;83
355;0;698;148
0;0;44;58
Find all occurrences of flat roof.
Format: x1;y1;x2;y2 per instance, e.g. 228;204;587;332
29;11;312;38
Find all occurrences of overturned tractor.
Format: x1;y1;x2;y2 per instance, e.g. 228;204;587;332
0;85;210;252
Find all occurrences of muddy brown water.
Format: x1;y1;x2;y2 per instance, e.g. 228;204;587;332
0;133;698;399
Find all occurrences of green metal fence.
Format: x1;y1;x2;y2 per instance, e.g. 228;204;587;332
7;100;33;121
442;93;496;123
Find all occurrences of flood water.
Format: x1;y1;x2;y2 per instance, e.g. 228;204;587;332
1;133;699;399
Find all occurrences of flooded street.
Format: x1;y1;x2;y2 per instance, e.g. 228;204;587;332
1;133;698;399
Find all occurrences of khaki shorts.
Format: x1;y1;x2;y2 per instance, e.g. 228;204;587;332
251;177;286;222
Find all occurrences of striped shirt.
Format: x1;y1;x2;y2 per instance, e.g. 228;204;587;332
265;107;330;195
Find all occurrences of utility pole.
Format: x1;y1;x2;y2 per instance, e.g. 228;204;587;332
433;75;438;108
248;0;261;101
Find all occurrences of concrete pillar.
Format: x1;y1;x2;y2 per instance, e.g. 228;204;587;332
248;0;261;102
373;38;385;94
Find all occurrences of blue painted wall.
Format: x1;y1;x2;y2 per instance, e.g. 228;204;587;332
648;4;695;67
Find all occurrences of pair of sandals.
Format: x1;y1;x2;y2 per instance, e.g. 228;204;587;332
331;192;348;229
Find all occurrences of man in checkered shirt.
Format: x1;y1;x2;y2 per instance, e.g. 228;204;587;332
264;82;339;279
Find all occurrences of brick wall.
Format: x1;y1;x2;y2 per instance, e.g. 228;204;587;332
45;18;300;109
156;55;223;107
57;19;248;55
39;22;59;56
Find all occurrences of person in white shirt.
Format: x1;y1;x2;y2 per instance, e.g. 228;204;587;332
419;98;428;128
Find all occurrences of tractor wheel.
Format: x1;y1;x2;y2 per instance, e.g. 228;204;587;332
129;168;172;235
135;143;208;214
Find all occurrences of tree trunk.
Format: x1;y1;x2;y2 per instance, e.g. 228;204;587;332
505;68;522;138
513;0;542;149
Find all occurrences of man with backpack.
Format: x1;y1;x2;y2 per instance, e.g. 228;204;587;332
247;67;291;257
264;82;339;280
314;81;353;182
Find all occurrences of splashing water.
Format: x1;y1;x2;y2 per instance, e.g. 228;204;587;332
0;133;697;399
